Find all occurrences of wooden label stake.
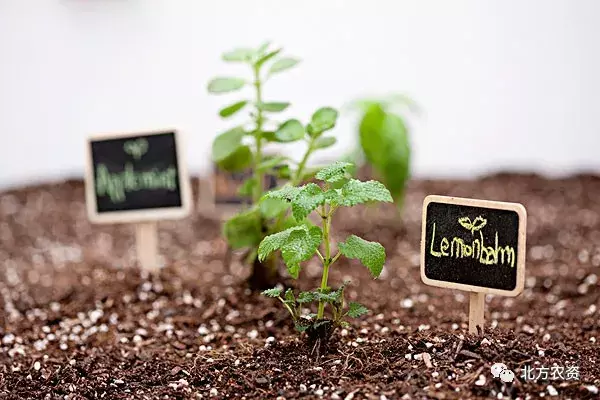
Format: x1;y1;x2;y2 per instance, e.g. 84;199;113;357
468;292;485;334
420;195;527;335
84;129;192;272
136;222;159;272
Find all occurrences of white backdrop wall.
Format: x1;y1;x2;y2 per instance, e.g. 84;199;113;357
1;0;599;190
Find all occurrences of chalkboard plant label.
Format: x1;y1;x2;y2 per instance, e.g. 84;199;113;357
85;129;192;224
420;195;527;334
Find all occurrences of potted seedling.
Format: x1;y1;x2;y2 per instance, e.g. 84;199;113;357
207;42;340;289
260;161;392;355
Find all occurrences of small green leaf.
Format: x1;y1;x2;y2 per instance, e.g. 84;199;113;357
297;291;315;304
259;102;290;112
262;287;282;297
339;179;393;206
258;226;304;262
307;107;338;137
237;178;257;197
262;185;302;203
211;127;245;162
269;57;300;75
258;225;321;279
295;323;309;333
257;156;287;172
275;165;292;180
223;209;262;250
291;183;325;221
207;77;246;94
347;302;369;318
275;119;304;142
216;145;253;172
313;136;337;150
338;235;386;278
281;226;322;278
255;42;271;56
259;197;289;219
284;288;296;304
315;161;354;183
219;101;248;118
222;48;254;62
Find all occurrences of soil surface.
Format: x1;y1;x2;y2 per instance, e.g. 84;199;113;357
0;174;599;400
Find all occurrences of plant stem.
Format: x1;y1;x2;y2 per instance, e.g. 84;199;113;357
252;66;264;204
317;204;332;320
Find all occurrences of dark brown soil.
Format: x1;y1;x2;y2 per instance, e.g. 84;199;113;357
0;174;599;400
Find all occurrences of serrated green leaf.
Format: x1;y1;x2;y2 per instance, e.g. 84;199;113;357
262;287;282;297
237;177;257;197
280;226;322;278
291;183;325;221
207;77;246;94
259;102;290;112
222;48;254;62
297;291;315;304
275;119;304;142
259;197;289;219
312;290;338;303
313;136;337;150
223;209;262;250
338;179;393;206
347;302;369;318
219;101;248;118
307;107;338;137
258;226;300;262
315;161;354;183
216;145;253;172
262;185;302;202
212;127;246;162
269;57;300;75
338;235;386;278
284;288;296;304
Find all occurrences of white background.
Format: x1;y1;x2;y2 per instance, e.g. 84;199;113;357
1;0;599;190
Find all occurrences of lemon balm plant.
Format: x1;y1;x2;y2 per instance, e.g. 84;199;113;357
260;162;392;353
207;43;340;289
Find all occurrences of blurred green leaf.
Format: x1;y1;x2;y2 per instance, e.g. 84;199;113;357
259;102;290;112
260;197;290;219
216;145;253;172
275;119;304;142
219;100;248;118
255;49;281;69
212;127;246;162
222;48;254;63
359;103;411;203
307;107;338;137
207;77;246;94
313;136;336;150
223;208;262;249
238;178;257;197
269;57;300;75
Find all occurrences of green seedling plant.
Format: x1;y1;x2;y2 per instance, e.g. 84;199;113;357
259;162;392;353
207;42;340;289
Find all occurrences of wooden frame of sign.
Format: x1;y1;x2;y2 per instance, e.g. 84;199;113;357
84;129;192;272
420;195;527;334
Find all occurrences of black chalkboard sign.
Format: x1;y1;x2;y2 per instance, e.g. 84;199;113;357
85;130;191;224
421;195;526;296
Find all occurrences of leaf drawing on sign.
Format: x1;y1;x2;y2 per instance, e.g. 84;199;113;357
458;216;487;235
123;138;149;160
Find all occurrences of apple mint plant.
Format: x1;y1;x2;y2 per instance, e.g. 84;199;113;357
259;162;392;352
207;43;340;289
